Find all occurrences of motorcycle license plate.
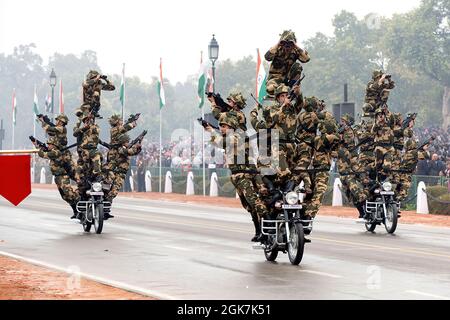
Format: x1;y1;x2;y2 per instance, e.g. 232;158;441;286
282;204;303;209
380;191;394;195
89;192;104;196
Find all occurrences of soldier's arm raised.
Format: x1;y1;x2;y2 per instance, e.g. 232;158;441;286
295;45;311;63
264;45;278;61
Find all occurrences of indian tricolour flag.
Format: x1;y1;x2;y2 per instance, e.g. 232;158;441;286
256;48;267;103
197;51;207;109
120;63;125;114
33;85;39;116
12;89;17;126
158;58;166;109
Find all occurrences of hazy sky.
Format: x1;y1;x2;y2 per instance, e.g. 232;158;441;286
0;0;421;83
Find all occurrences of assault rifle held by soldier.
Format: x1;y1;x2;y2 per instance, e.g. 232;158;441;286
125;113;141;125
402;113;417;130
418;135;436;151
130;130;148;147
197;118;219;131
29;136;49;152
287;73;306;100
205;92;231;113
37;114;56;127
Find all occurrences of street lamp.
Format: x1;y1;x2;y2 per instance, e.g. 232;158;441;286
49;68;57;121
208;34;219;92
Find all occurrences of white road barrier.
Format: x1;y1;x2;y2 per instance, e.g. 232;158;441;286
164;171;172;194
145;170;152;192
210;172;218;197
31;168;34;184
186;172;195;196
416;181;429;214
332;178;343;207
129;170;134;192
40;168;46;184
51;175;55;185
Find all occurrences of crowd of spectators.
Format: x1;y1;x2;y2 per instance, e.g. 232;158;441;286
415;126;450;179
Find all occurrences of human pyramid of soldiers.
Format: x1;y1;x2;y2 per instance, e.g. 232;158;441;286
201;30;435;243
30;70;146;220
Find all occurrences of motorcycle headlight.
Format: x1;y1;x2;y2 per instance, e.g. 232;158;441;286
92;182;102;192
286;192;299;205
382;182;392;192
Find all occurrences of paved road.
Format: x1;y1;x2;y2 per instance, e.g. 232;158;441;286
1;189;450;300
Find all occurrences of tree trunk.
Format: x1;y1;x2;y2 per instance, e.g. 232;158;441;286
443;86;450;130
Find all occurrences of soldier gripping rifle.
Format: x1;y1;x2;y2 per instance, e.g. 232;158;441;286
29;136;49;152
205;92;231;113
125;113;141;126
130;130;147;146
37;114;55;127
418;135;436;151
402;113;417;130
197;118;219;131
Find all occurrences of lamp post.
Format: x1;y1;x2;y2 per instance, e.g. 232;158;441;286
208;34;219;92
49;68;57;121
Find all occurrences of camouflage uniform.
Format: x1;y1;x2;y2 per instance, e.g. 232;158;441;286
371;109;395;179
305;120;339;218
391;113;404;185
294;97;319;192
76;70;115;116
356;119;376;179
36;141;80;212
362;71;383;116
397;128;418;201
265;30;310;96
211;92;247;131
79;115;102;180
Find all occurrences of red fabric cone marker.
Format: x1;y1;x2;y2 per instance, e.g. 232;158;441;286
0;155;31;206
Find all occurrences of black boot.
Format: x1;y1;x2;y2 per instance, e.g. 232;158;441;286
70;203;78;219
251;218;261;242
356;202;366;219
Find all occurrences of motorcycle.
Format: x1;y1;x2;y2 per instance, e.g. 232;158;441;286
363;180;399;234
255;188;313;265
76;181;111;234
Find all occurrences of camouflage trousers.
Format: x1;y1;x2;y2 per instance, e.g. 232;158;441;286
266;63;302;96
81;148;103;178
266;77;284;96
305;170;329;218
61;151;76;181
340;174;368;205
375;145;394;177
358;150;376;175
270;142;296;184
391;148;402;184
230;173;268;221
55;174;80;206
293;142;313;191
397;173;412;202
105;171;126;202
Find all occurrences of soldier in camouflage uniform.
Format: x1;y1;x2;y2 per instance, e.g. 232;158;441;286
371;108;395;180
205;113;269;242
305;119;340;219
38;114;76;180
340;114;358;161
104;134;142;218
78;113;103;183
209;92;247;131
253;84;302;185
32;138;80;218
75;70;115;117
265;30;310;97
294;96;319;194
337;146;369;219
362;70;383;116
391;113;404;185
356;119;376;180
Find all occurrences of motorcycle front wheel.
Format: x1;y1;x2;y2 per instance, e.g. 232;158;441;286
287;222;305;265
384;203;398;234
94;203;104;234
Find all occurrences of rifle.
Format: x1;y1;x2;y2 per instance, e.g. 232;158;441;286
197;118;219;131
37;114;55;127
29;136;49;152
250;94;263;109
205;92;231;113
125;113;141;125
61;142;78;152
418;135;436;151
338;125;345;135
402;112;417;130
99;140;111;149
287;73;306;100
130;130;147;147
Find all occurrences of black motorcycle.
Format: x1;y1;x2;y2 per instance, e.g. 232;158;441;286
76;181;111;234
256;189;313;265
363;181;399;234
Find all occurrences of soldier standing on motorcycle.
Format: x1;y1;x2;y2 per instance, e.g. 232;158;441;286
78;113;103;183
205;113;270;242
32;138;80;219
371;108;395;181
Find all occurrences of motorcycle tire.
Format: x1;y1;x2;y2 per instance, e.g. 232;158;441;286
94;203;104;234
384;203;398;234
287;222;305;265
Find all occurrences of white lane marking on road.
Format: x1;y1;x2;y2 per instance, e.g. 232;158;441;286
114;237;134;241
298;269;343;279
163;245;192;252
405;290;450;300
0;250;175;300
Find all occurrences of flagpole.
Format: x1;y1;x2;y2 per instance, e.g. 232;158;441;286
12;89;15;150
159;108;162;193
121;63;126;122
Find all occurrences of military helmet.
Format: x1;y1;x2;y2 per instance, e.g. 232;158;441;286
341;113;355;125
109;114;121;126
117;133;130;145
372;70;383;80
304;96;319;111
218;113;238;130
375;108;384;115
279;30;297;43
86;70;100;80
227;92;247;109
275;84;290;98
55;114;68;125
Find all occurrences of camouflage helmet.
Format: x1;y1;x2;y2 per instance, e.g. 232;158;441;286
218;113;238;130
275;84;290;98
227;92;247;109
319;119;338;134
86;70;100;80
55;114;68;125
341;113;355;125
372;70;383;80
279;30;297;43
374;108;384;115
109;114;121;126
117;133;130;145
304;96;319;111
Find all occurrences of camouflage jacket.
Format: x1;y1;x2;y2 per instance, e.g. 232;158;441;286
38;148;66;176
260;98;302;142
392;124;405;149
337;147;361;175
296;109;319;145
79;124;100;150
42;123;68;148
341;127;356;152
371;121;394;146
111;144;142;174
82;78;115;107
356;128;375;152
313;133;340;169
265;45;310;79
211;102;247;131
110;122;137;145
